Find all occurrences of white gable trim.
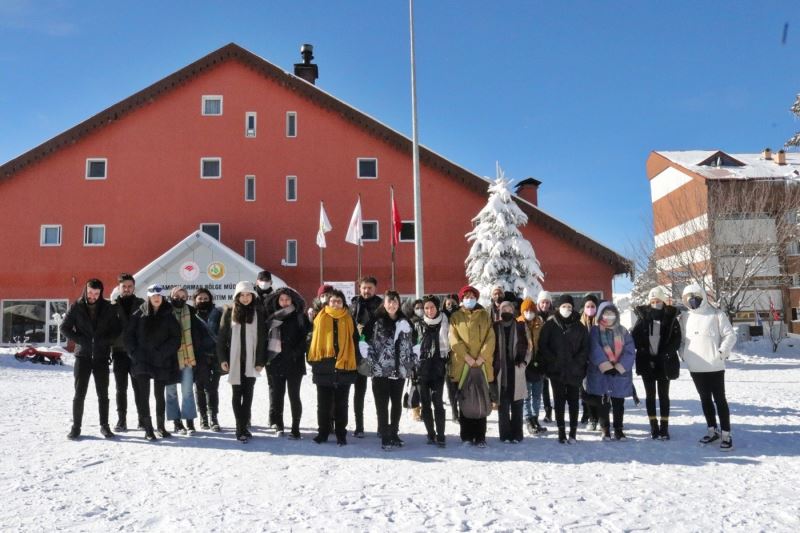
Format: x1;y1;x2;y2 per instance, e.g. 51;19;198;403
650;166;694;203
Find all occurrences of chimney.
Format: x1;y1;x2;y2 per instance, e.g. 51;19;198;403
776;149;787;165
293;44;319;85
515;177;542;206
762;147;772;160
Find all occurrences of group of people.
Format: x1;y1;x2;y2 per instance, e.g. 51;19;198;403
62;272;737;451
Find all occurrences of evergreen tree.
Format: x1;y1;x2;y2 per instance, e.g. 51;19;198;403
631;251;659;305
787;93;800;148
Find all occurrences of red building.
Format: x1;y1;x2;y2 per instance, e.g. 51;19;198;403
0;43;629;344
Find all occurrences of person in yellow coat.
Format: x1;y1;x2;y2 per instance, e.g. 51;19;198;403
448;285;495;447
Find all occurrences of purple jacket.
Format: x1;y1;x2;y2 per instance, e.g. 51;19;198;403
585;325;636;398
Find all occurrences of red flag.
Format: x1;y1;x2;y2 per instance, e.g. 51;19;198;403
769;297;780;321
391;187;402;246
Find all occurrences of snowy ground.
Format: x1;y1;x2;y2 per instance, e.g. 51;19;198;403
1;337;799;532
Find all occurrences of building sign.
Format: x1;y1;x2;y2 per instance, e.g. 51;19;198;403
207;261;226;281
326;281;356;303
180;261;200;282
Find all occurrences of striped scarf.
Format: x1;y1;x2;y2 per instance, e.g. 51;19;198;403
598;323;624;364
266;305;295;361
174;305;196;369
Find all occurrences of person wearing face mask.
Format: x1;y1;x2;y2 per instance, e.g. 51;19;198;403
413;295;450;447
585;302;636;441
441;293;461;421
192;288;223;431
110;273;145;432
448;285;496;447
679;283;737;451
493;300;530;443
536;290;555;423
519;298;547;435
538;294;589;443
255;270;274;301
631;286;681;440
579;294;600;430
402;298;425;421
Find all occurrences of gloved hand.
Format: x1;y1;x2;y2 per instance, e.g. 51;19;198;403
358;341;370;359
603;367;619;376
394;320;412;343
412;344;421;357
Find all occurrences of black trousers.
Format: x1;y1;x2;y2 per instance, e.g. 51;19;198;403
642;376;671;420
586;394;625;430
316;383;351;440
267;373;276;426
135;378;166;423
690;371;730;432
459;414;487;443
72;355;110;429
270;373;303;431
498;391;524;442
232;377;256;430
372;377;405;440
112;351;141;422
551;379;580;430
418;376;446;439
446;379;460;420
353;374;368;432
542;377;553;411
195;364;221;417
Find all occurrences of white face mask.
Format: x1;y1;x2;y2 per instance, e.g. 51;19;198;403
602;313;616;325
523;311;536;321
414;309;424;318
558;306;572;319
462;298;477;310
257;281;272;290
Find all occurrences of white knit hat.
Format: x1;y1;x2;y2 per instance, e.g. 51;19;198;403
682;283;705;298
234;281;258;299
647;286;669;303
537;290;552;304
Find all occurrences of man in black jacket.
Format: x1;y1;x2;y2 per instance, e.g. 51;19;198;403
110;273;144;432
61;279;122;440
349;275;382;437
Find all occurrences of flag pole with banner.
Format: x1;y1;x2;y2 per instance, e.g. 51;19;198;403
390;186;402;290
345;195;364;280
316;201;332;285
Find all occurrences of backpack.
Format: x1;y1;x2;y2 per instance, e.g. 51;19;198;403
457;365;492;419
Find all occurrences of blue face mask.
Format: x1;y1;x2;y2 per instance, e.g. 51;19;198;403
462;298;477;310
688;296;703;310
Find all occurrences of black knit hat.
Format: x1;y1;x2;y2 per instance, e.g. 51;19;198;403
555;294;574;308
583;293;599;306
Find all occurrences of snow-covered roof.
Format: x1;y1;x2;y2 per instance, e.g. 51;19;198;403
656;150;800;181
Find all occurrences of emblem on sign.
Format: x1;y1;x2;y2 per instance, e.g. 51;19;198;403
207;261;225;281
180;261;200;281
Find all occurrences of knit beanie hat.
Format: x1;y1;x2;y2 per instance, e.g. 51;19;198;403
317;284;334;297
537;290;552;304
648;286;669;303
583;293;599;306
520;297;536;313
458;285;479;300
555;294;574;308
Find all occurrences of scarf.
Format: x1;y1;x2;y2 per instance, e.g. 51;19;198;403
266;305;295;361
599;323;624;363
174;305;196;369
308;306;357;371
421;313;450;359
496;320;518;390
228;316;258;385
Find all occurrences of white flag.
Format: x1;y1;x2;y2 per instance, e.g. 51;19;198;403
316;202;332;248
345;197;363;246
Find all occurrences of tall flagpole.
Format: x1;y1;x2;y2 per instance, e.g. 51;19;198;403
320;240;324;286
391;186;397;290
357;194;363;281
409;0;424;298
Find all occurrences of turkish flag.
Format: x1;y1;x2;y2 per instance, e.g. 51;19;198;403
391;188;402;247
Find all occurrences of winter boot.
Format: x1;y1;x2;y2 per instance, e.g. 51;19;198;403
543;407;553;424
699;427;720;445
143;418;157;441
312;434;328;444
533;419;548;434
200;412;210;430
659;419;670;441
382;436;394;451
99;424;115;439
289;419;301;440
156;417;171;438
186;419;196;434
557;426;567;444
601;426;612;441
173;420;187;435
237;424;249;443
436;435;446;448
568;426;578;444
649;419;660;440
613;428;627;441
391;434;405;447
589;419;598;431
526;417;536;436
720;431;733;451
210;413;221;432
114;417;127;432
67;426;81;440
137;416;145;431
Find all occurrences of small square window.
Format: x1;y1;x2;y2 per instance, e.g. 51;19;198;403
286;112;297;137
362;221;379;242
244;240;256;263
201;158;221;179
202;95;223;116
85;158;107;180
286;176;297;201
357;158;378;179
400;221;415;242
245;175;256;201
200;223;220;241
245;112;257;137
40;225;62;247
83;225;105;247
285;239;298;266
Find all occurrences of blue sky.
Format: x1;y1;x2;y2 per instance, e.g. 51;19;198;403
2;1;798;291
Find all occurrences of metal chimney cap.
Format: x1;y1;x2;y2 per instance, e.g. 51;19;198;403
300;44;314;54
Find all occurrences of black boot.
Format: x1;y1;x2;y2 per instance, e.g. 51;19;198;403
99;424;115;439
210;413;221;432
568;426;577;443
143;418;157;441
601;425;612;441
544;407;553;423
173;420;187;435
200;412;210;430
526;417;536;436
650;419;660;440
137;416;144;431
114;416;127;432
156;417;171;438
186;419;196;434
533;419;548;434
67;425;81;440
659;419;670;440
557;426;567;444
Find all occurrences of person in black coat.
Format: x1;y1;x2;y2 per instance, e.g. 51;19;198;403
193;288;223;431
124;285;181;440
110;273;145;433
414;295;450;447
493;300;530;443
348;275;383;438
538;294;589;443
265;287;310;439
631;286;681;440
61;278;122;440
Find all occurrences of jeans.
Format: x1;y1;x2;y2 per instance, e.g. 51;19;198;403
690;371;730;432
72;355;110;428
523;378;544;420
166;366;197;421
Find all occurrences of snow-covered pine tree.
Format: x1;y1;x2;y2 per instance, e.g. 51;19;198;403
787;93;800;148
631;251;659;305
465;165;544;304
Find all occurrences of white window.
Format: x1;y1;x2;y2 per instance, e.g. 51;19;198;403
245;175;256;201
244;240;256;263
245;112;257;137
399;221;415;242
362;220;379;242
286;176;297;201
40;225;62;247
83;225;105;247
202;95;223;116
285;239;298;266
286;112;297;137
85;158;107;180
357;158;378;179
200;223;220;241
201;158;222;179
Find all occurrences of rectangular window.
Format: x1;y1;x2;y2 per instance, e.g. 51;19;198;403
85;158;107;180
245;175;256;201
285;239;298;266
201;158;222;179
286;176;297;201
357;158;378;179
245;112;257;137
202;95;223;116
1;299;68;345
286;112;297;137
362;220;379;242
399;221;415;242
83;225;105;247
200;223;220;241
244;239;256;263
40;225;62;247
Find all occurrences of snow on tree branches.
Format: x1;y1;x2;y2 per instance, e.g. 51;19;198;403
465;166;544;303
787;93;800;148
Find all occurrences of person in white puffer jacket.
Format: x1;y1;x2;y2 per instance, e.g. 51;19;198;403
679;283;737;451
